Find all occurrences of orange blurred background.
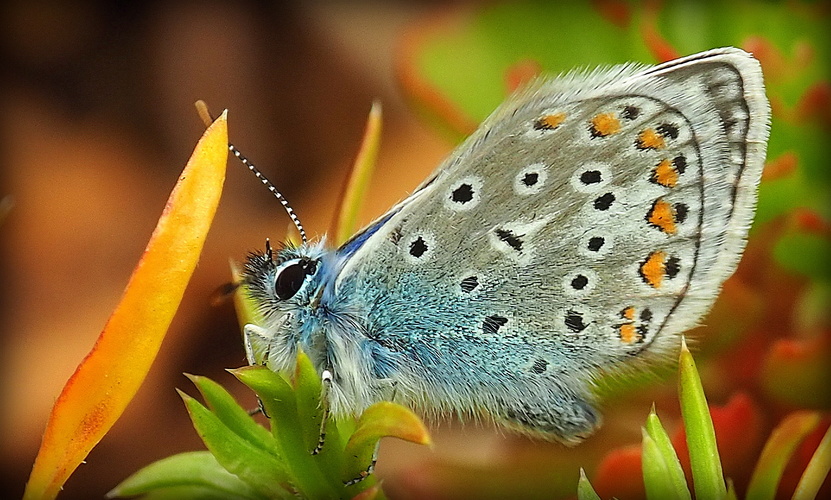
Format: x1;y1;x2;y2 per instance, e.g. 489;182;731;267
4;2;828;499
0;2;461;497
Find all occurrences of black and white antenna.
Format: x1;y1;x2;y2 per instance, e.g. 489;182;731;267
228;144;307;244
194;100;307;244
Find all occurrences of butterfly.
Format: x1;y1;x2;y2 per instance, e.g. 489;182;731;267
240;47;770;443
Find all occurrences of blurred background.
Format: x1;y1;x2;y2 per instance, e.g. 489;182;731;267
1;1;829;499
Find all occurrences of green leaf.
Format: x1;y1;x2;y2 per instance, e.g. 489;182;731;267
793;421;831;500
642;428;677;499
228;366;296;439
230;366;340;498
746;411;821;500
179;390;293;498
135;486;254;500
576;468;602;500
292;352;347;483
292;352;332;451
185;374;280;458
644;408;692;500
107;451;262;500
678;338;726;500
342;401;431;488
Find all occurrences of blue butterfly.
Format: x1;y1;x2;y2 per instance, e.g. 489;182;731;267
240;47;769;443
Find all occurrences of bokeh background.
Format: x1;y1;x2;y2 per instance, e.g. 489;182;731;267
2;1;829;499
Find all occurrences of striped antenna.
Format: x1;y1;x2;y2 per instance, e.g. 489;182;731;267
194;100;307;244
229;144;307;244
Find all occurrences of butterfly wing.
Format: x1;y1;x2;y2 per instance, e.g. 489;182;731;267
332;47;769;441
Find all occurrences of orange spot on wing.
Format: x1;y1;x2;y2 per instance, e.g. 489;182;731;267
652;158;678;187
622;306;636;320
640;251;667;289
637;128;666;150
647;198;677;234
590;113;621;137
619;323;639;344
536;112;567;130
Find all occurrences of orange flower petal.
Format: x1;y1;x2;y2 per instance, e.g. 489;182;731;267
592;444;644;499
763;333;831;408
24;113;228;500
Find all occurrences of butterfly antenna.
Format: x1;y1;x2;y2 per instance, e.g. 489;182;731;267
229;144;307;244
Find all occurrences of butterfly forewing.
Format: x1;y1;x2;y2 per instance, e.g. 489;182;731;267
328;48;768;440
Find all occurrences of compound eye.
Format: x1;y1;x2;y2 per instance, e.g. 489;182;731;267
273;259;316;300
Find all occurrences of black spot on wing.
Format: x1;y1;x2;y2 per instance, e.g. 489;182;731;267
565;310;587;332
495;228;523;252
460;275;479;293
531;358;548;374
409;237;428;258
587;236;604;252
451;183;474;204
482;315;508;335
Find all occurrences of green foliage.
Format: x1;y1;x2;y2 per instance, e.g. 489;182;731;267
577;341;830;500
109;352;430;499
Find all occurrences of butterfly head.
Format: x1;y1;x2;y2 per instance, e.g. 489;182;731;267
242;239;329;319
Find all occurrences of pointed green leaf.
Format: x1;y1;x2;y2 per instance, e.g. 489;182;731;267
342;401;431;487
230;366;340;498
746;411;821;500
179;390;293;498
136;485;256;500
292;351;347;481
678;338;726;500
793;421;831;500
185;374;280;458
577;468;602;500
228;366;296;439
645;408;692;500
643;427;678;499
292;351;330;450
107;451;262;499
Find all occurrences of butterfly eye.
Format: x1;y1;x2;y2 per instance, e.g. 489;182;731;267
274;259;317;300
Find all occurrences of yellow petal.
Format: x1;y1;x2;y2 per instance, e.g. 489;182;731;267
24;113;228;500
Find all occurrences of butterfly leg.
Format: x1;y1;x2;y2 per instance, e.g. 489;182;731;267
311;369;333;455
243;324;273;366
344;441;379;486
243;324;274;418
